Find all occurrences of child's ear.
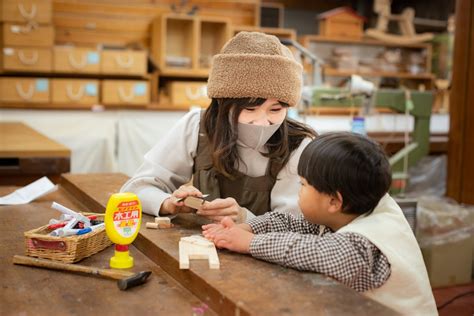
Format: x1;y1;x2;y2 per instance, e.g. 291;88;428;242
328;192;343;214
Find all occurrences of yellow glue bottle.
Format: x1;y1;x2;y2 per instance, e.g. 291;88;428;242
105;193;142;269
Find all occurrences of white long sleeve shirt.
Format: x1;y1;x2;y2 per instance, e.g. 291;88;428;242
121;109;311;218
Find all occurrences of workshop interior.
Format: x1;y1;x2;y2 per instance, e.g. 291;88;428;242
1;0;473;315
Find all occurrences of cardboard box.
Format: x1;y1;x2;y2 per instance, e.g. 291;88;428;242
101;49;147;76
421;235;473;288
167;81;210;108
1;23;54;47
1;47;51;72
52;79;99;105
0;0;52;24
101;80;149;106
53;46;100;74
0;77;49;103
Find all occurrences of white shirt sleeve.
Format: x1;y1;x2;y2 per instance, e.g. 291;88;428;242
270;137;312;216
120;109;201;216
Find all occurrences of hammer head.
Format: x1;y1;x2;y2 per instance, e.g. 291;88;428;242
117;271;152;291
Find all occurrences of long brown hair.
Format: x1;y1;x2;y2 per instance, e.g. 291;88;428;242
203;98;317;178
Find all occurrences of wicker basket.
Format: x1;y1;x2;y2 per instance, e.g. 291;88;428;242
24;213;112;263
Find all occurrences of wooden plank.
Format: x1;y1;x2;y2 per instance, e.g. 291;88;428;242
53;1;257;26
447;0;474;204
233;25;296;40
53;13;152;33
0;186;217;316
299;34;432;49
0;122;69;158
60;173;399;316
60;173;129;213
55;28;149;47
324;67;434;80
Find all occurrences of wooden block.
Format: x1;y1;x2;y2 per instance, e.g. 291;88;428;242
154;217;171;228
146;222;159;229
179;235;220;269
183;196;205;209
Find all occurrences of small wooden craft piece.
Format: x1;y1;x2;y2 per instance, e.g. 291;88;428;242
176;194;209;210
155;217;172;228
145;222;159;229
183;196;205;209
145;217;172;229
179;235;220;269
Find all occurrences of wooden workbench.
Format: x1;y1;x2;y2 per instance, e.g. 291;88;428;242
0;122;70;185
1;174;399;315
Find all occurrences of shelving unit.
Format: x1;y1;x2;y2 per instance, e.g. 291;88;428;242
151;14;231;78
323;68;434;80
232;25;296;41
300;35;434;89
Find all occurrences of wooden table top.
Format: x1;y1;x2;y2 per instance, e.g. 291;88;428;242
0;122;70;158
0;185;215;316
59;173;399;316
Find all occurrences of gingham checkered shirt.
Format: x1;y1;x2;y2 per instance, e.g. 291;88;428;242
248;212;391;292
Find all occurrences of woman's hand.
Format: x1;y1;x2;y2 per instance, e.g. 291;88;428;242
196;197;247;223
159;185;204;215
203;217;253;254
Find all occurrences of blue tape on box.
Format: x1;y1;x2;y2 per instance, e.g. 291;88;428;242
87;52;100;64
85;83;97;96
134;83;147;96
35;79;48;92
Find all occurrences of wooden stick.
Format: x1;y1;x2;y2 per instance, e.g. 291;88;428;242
12;255;134;280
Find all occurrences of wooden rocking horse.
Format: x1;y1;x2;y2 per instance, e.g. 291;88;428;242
366;0;433;44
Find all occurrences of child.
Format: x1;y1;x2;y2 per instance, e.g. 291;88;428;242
121;32;316;222
203;132;437;315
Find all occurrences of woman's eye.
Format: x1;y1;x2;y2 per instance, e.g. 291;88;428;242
270;107;283;113
244;107;256;112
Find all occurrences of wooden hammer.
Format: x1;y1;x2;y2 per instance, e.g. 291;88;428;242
13;255;151;291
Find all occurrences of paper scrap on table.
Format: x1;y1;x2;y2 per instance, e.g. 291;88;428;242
0;177;58;205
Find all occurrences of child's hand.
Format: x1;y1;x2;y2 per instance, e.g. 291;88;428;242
207;217;253;254
202;216;234;241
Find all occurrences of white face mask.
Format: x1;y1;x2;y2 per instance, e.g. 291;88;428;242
237;122;281;150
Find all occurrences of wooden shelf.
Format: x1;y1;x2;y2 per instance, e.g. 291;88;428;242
159;68;209;78
299;35;431;49
302;107;396;115
324;67;434;80
0;71;151;80
233;26;296;40
0;102;149;110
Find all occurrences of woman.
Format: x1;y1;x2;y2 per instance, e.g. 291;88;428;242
121;31;316;222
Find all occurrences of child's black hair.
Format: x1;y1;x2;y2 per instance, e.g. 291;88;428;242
297;132;392;215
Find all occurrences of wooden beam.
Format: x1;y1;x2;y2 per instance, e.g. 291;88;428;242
446;0;474;203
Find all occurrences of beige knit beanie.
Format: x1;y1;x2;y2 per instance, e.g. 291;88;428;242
207;31;302;107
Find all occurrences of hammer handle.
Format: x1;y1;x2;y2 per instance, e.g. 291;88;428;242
13;255;134;280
